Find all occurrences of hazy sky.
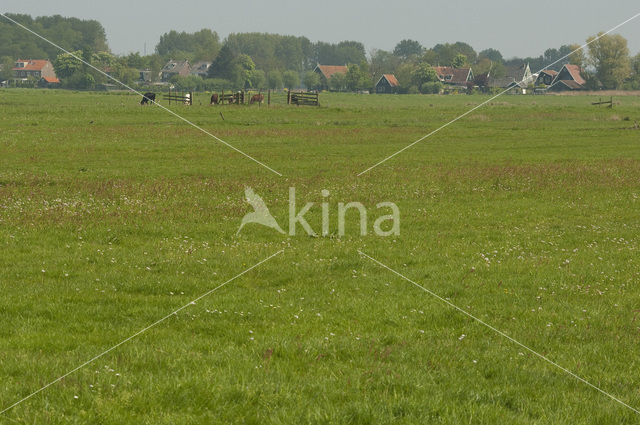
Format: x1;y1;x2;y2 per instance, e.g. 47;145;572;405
3;0;640;58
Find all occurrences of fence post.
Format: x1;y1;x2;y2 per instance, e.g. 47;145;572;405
268;89;271;107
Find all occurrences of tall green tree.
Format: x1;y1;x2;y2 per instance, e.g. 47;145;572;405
156;29;220;61
393;39;423;60
395;62;417;93
312;41;366;66
303;71;320;90
0;14;107;60
430;42;477;66
250;69;266;89
0;56;14;81
568;44;586;69
232;54;257;88
53;51;84;79
225;33;312;72
345;63;371;91
587;33;631;89
329;73;346;91
267;70;283;89
411;63;441;93
208;45;236;80
452;54;468;68
282;70;300;89
627;53;640;89
478;48;503;63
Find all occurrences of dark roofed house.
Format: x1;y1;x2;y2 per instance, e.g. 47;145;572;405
433;66;473;88
535;69;558;86
161;60;191;81
375;74;400;94
549;64;586;91
190;61;212;78
313;64;348;90
488;63;534;93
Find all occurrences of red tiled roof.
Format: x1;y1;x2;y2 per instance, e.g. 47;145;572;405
315;65;348;80
382;74;399;87
433;66;471;86
12;59;51;71
540;69;558;76
42;76;60;83
563;64;586;85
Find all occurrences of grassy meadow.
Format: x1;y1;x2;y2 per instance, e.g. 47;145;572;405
1;88;640;424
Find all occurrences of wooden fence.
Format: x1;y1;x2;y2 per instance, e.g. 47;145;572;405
218;91;245;104
203;89;318;107
592;97;614;108
163;89;192;105
287;91;319;106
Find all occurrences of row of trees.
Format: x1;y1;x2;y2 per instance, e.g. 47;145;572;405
2;13;639;91
0;14;108;60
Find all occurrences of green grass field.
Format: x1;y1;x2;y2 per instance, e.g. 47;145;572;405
1;89;640;424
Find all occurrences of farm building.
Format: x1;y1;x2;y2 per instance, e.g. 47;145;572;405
139;69;153;82
535;69;558;86
190;61;212;78
433;66;473;88
548;64;586;91
12;59;57;81
488;63;534;93
375;74;400;93
39;76;60;87
161;60;191;81
313;64;348;90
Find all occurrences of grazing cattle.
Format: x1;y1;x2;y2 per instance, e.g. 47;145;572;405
140;92;155;105
184;92;191;105
250;93;264;105
210;94;219;105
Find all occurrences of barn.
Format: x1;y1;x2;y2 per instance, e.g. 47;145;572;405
488;63;534;93
313;64;348;90
549;64;586;91
535;69;558;86
375;74;399;94
39;76;60;87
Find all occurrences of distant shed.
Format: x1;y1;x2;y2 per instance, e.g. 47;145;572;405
549;64;586;91
375;74;399;93
313;64;348;90
535;69;558;86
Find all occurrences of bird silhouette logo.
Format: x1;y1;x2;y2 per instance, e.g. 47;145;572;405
236;187;285;235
